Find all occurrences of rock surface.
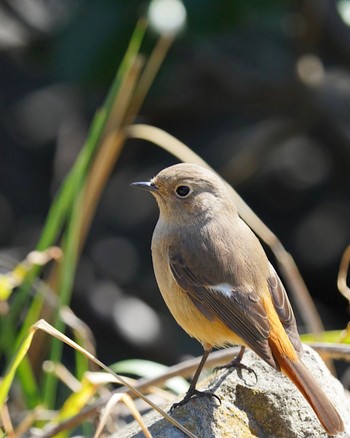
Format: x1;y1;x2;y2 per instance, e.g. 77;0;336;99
117;345;350;438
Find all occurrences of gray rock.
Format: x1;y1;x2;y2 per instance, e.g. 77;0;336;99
117;345;350;437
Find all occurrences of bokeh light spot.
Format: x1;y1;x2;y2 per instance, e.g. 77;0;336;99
113;296;161;347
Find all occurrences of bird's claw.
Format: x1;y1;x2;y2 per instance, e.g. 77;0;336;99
215;358;257;381
170;389;221;412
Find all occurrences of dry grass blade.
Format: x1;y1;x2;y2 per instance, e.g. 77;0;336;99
79;131;126;249
80;27;176;247
42;361;81;392
114;343;348;396
79;56;144;251
80;34;176;247
36;348;244;437
60;306;96;360
14;407;44;438
337;244;350;303
0;404;15;438
308;342;350;362
34;340;346;436
115;347;241;397
31;320;197;438
127;123;324;335
24;26;148;378
127;34;174;120
102;56;145;140
29;63;142;375
94;393;152;438
0;247;62;301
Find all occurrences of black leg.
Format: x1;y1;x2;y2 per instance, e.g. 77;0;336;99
170;348;221;412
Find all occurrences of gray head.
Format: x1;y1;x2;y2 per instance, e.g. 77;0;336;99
132;163;236;223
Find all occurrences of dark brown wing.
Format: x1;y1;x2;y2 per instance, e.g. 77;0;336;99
169;248;279;369
267;266;303;355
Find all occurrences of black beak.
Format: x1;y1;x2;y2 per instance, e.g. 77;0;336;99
130;181;158;192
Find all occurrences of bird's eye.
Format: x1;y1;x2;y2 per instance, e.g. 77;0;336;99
175;185;191;198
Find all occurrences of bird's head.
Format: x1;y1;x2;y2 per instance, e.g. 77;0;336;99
131;163;236;223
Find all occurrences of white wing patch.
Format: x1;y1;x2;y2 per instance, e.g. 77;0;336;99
211;282;233;298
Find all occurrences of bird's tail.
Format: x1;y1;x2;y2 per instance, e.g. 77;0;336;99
280;356;344;436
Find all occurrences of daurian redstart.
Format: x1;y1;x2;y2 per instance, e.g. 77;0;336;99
132;163;344;435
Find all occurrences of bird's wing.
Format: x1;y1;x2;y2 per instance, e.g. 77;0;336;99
267;267;303;354
169;247;278;368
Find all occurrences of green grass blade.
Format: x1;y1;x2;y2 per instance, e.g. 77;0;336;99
4;108;106;343
43;189;84;408
36;108;107;252
0;326;36;407
2;17;151;413
41;20;149;408
16;357;40;409
103;18;147;118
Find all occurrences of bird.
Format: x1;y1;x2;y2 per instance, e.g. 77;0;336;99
131;162;344;435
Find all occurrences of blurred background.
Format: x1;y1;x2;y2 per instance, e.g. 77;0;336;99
0;0;349;380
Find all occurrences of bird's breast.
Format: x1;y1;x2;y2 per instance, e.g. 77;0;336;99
151;229;245;348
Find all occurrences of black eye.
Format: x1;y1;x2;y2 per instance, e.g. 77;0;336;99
175;185;191;198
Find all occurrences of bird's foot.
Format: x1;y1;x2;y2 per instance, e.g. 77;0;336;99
215;348;257;381
215;359;256;378
170;389;221;412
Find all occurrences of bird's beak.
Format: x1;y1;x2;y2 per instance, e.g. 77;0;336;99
130;181;158;192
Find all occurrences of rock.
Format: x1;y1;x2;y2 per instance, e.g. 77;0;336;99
116;345;350;437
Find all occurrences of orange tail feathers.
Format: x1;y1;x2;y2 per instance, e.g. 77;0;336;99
280;356;344;435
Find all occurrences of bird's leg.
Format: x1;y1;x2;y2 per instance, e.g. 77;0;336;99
170;348;221;412
215;346;257;379
215;346;245;370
